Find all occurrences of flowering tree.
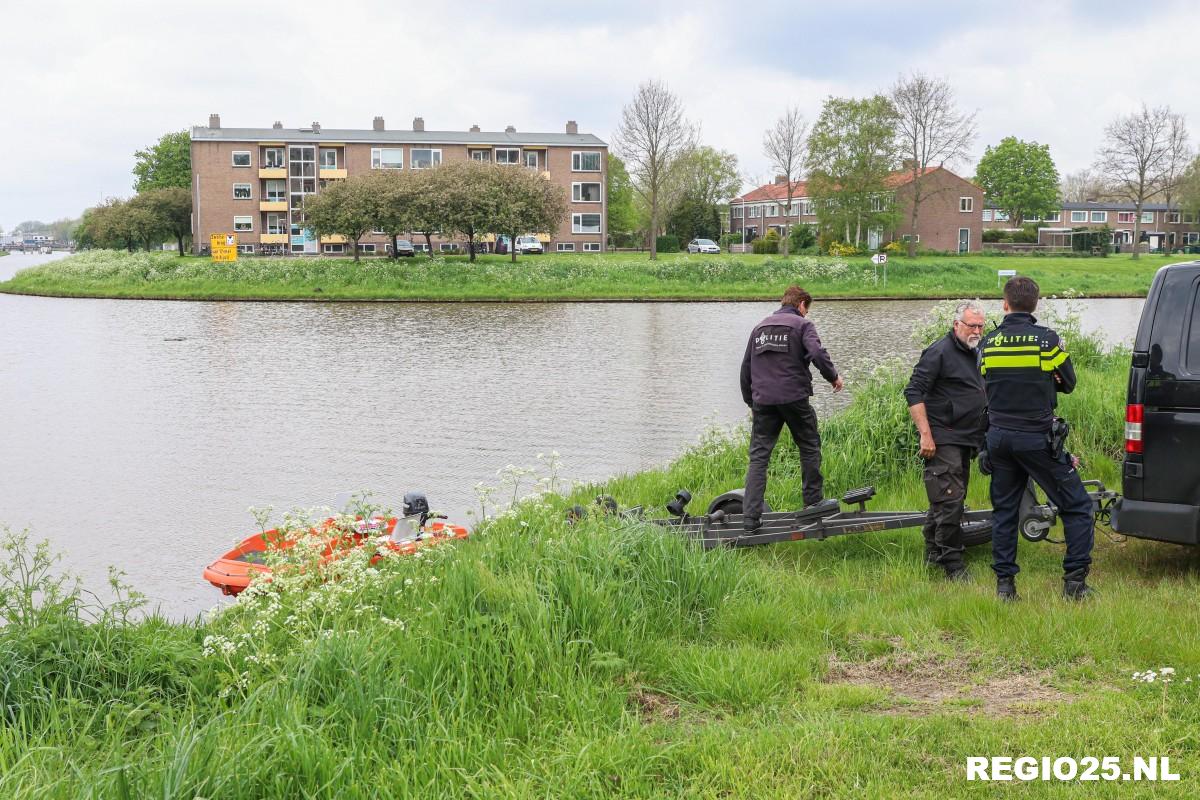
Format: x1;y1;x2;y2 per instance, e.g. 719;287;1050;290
302;177;377;261
490;166;568;262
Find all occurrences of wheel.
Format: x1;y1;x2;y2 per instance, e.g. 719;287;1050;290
706;489;770;516
960;519;993;548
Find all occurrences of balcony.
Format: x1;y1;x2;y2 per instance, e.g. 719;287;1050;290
260;233;288;244
259;200;287;212
319;235;347;244
318;168;347;179
259;167;286;179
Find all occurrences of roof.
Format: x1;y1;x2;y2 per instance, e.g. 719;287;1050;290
191;126;607;147
1059;200;1178;212
732;166;971;203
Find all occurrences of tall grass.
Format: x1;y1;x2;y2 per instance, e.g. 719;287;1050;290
2;306;1198;798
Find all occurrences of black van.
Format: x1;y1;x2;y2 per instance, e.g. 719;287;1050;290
1111;260;1200;544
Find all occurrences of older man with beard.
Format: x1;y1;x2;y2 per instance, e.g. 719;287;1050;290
903;301;989;580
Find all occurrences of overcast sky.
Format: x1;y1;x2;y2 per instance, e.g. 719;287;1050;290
4;0;1199;230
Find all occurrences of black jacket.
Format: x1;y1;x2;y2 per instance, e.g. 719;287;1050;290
904;330;988;447
740;306;839;406
979;312;1076;433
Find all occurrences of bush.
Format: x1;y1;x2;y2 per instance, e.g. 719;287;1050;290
1071;227;1112;257
882;241;905;254
827;241;861;257
788;224;816;252
982;229;1005;243
719;232;744;249
654;235;681;253
751;229;780;254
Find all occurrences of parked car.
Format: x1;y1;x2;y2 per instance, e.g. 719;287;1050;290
1111;260;1200;544
394;239;415;257
687;238;721;254
39;246;52;254
515;235;543;255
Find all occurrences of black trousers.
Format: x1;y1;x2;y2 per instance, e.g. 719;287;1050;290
744;399;823;520
921;443;973;572
986;427;1094;580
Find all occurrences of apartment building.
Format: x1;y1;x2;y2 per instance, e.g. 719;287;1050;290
729;166;983;253
190;115;608;255
982;201;1200;252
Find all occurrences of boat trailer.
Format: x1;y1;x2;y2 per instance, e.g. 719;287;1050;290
577;480;1119;551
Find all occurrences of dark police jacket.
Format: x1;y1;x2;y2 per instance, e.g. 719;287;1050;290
740;306;839;406
979;312;1076;433
903;330;987;447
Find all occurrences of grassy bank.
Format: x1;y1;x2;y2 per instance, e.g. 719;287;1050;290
2;317;1198;797
0;249;1184;301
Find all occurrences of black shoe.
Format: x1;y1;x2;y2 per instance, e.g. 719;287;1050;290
1063;580;1096;600
742;518;762;534
924;548;939;566
945;567;971;583
996;576;1018;601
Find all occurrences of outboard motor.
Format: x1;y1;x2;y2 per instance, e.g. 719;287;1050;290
402;491;430;525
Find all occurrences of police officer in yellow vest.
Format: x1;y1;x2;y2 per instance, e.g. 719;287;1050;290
979;276;1095;601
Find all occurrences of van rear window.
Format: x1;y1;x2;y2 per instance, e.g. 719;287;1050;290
1187;283;1200;375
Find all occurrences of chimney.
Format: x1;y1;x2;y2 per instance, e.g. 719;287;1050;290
373;116;385;131
505;125;516;133
413;116;424;132
566;120;578;134
208;113;221;129
272;121;283;129
311;121;321;133
469;124;480;132
774;174;787;185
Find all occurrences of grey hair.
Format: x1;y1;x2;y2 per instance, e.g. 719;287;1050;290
953;301;986;322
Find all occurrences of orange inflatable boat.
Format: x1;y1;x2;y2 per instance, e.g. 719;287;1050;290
203;494;468;596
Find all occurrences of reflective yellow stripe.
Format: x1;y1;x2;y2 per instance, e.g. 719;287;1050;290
1042;351;1069;370
1042;346;1061;359
981;354;1042;368
982;345;1041;355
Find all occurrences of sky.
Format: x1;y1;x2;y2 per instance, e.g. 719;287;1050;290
4;0;1199;231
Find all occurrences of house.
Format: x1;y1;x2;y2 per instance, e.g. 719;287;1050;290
983;201;1200;252
190;114;608;255
728;166;983;253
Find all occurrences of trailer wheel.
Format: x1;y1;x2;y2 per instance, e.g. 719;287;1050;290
706;489;770;517
960;520;992;548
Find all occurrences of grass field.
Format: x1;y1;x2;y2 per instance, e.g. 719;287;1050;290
0;248;1188;302
2;310;1198;797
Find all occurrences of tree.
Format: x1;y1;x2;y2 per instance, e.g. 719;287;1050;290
489;165;569;263
137;187;192;255
663;146;739;246
363;171;417;260
45;217;80;244
125;194;168;251
763;106;808;255
1178;156;1200;224
613;80;695;260
302;177;377;261
606;154;638;246
437;161;502;263
1095;104;1191;259
806;95;901;248
1059;168;1112;203
890;72;977;256
665;195;721;242
404;169;447;257
12;220;48;234
133;130;192;191
974;137;1060;227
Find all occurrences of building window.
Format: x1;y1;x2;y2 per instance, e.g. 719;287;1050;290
232;151;252;167
320;149;337;169
981;209;993;222
1070;211;1088;223
557;242;575;252
1044;211;1061;222
1091;211;1108;223
263;148;284;168
1141;211;1154;224
439;242;459;252
233;183;252;200
1166;212;1181;224
583;242;601;252
572;213;601;234
959;197;973;212
1187;232;1200;245
1184;213;1197;224
732;206;743;219
371;148;403;169
495;148;520;165
359;244;376;253
266;213;286;235
571;151;601;171
749;206;760;219
470;150;490;162
265;179;286;202
901;234;920;243
572;182;602;202
323;243;344;254
233;216;253;232
1118;211;1135;224
799;200;813;216
870;196;886;212
411;149;442;169
237;244;255;255
524;151;539;169
994;211;1009;222
412;242;429;252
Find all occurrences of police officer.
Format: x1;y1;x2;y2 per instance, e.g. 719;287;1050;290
740;285;843;532
980;276;1095;601
904;301;988;581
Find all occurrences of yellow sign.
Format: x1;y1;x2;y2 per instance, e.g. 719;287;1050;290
211;233;238;263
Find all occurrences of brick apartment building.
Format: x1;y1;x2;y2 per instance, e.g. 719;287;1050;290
729;166;984;253
190;115;608;255
982;201;1200;252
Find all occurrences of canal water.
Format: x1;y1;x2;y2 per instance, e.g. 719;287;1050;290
0;252;1144;617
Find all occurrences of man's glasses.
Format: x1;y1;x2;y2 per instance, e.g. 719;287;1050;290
958;321;985;331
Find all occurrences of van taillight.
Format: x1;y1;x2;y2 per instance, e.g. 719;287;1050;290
1125;404;1144;454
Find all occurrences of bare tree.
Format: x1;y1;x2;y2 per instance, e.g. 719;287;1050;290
1095;104;1190;259
1060;167;1113;203
613;80;695;260
763;106;808;255
890;72;977;256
